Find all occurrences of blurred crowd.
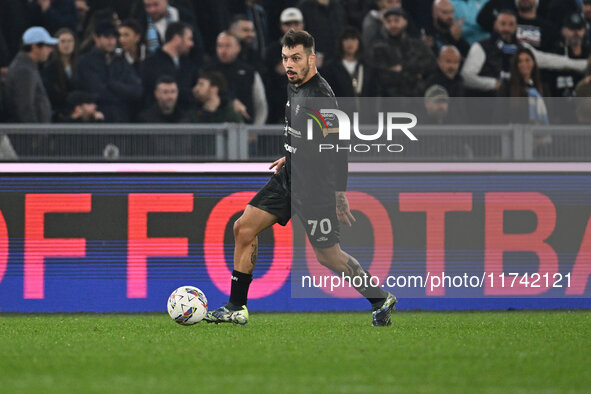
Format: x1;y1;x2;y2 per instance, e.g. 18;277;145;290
1;0;591;127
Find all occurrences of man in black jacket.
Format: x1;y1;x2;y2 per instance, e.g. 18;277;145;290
210;31;268;125
477;0;559;51
424;45;465;97
141;21;198;112
138;75;187;122
424;0;471;57
76;21;142;122
368;7;437;97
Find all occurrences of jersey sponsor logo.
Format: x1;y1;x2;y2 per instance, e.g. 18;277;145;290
287;126;302;137
284;143;297;153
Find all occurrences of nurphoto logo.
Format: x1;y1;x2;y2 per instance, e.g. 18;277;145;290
306;109;419;153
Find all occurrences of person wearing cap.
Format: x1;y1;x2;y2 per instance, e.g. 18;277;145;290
64;90;104;122
4;27;57;123
423;85;451;124
422;85;474;158
477;0;559;51
461;10;588;96
265;7;305;124
368;7;437;97
76;20;142;122
545;13;590;98
362;0;403;51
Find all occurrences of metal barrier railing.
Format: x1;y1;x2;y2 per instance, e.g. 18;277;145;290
0;123;588;162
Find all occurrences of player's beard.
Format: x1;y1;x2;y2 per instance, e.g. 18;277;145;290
289;63;310;86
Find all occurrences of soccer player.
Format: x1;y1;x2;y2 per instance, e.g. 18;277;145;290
204;30;397;326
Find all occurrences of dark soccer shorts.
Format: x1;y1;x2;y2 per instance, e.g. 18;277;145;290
249;167;340;248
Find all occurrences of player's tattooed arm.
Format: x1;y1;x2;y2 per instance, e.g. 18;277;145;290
335;192;356;227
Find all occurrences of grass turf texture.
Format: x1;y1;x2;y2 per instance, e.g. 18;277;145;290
0;311;589;393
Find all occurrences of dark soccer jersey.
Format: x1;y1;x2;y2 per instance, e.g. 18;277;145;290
283;73;347;199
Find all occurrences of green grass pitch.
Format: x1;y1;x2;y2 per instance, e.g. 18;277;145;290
0;311;590;393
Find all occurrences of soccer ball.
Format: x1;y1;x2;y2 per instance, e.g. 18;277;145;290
167;286;208;325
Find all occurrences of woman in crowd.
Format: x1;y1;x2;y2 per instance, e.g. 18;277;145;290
42;28;78;121
498;47;549;125
118;19;145;75
321;26;376;97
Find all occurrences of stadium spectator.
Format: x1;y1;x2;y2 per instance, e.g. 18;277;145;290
79;7;121;53
139;74;190;156
424;0;471;57
368;7;437;97
424;45;465;97
64;90;104;122
118;19;145;76
297;0;347;65
362;0;402;51
130;0;198;54
322;27;377;97
421;85;474;157
265;7;305;124
141;21;198;112
138;75;187;122
76;21;142;122
229;0;269;59
188;70;242;123
212;31;268;125
497;47;548;123
229;14;265;74
42;28;78;121
423;85;452;123
546;13;590;97
4;27;57;123
477;0;558;51
461;10;588;96
28;0;78;35
449;0;489;44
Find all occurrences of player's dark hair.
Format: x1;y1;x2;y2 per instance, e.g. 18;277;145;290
154;75;177;89
164;21;190;43
200;70;228;95
281;29;315;54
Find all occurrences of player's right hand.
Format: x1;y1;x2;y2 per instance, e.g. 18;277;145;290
269;157;286;174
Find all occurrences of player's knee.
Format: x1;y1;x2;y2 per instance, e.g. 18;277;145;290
233;218;255;245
